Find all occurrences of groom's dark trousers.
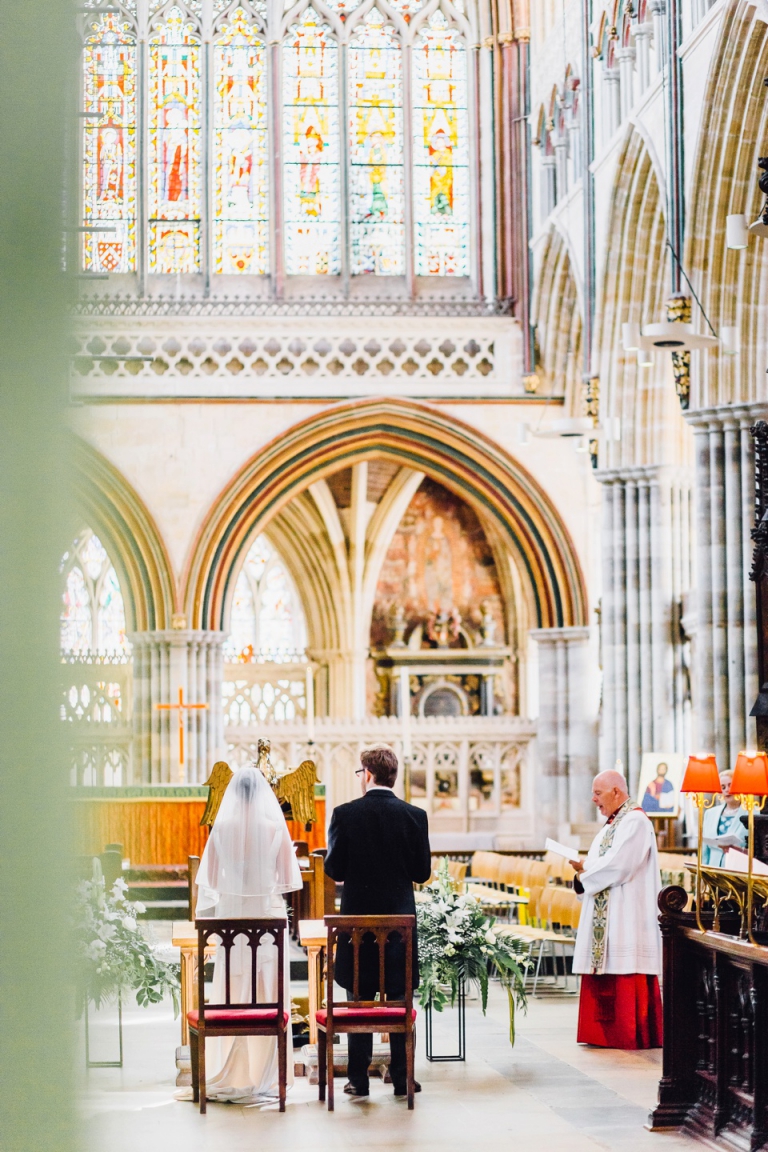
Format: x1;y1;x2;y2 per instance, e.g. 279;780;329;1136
324;787;431;1088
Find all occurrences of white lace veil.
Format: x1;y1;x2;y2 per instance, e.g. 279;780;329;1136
196;764;303;907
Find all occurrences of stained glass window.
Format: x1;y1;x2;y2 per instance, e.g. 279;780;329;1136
412;11;469;276
229;535;307;658
83;13;137;273
283;8;341;275
348;10;404;275
61;530;128;653
148;7;201;273
213;8;268;274
81;0;474;282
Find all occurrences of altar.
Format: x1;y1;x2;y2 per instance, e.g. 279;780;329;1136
73;784;326;864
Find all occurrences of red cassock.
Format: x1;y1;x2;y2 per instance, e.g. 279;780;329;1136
577;973;663;1049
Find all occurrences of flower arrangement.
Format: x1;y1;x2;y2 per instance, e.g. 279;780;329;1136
75;863;180;1014
417;858;529;1043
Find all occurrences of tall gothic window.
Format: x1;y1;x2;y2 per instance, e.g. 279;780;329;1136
80;0;473;281
228;535;307;658
148;6;202;272
60;530;128;653
83;12;137;272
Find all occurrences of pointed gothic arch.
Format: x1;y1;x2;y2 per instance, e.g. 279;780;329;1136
71;438;176;632
182;398;587;634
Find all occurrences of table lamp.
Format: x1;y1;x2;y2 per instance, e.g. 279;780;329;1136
680;754;721;933
730;750;768;944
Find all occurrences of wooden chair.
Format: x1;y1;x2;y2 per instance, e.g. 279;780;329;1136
316;914;417;1111
187;918;289;1114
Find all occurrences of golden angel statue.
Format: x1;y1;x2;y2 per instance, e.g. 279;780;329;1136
257;738;319;827
200;760;234;828
200;741;318;830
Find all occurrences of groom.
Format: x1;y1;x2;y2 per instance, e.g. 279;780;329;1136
324;746;432;1098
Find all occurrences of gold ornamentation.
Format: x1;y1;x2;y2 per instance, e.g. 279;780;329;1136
200;760;233;828
274;759;319;826
256;737;319;826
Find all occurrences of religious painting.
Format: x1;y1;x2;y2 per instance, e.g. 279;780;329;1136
370;478;505;649
148;6;201;273
348;9;404;275
82;13;137;273
213;7;268;275
283;8;341;275
412;11;469;276
637;753;685;819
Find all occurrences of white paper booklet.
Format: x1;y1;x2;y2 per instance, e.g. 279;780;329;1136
723;847;768;876
545;837;581;863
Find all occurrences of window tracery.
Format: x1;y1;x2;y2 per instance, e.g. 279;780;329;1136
227;534;307;658
148;6;202;272
80;0;474;283
60;530;128;654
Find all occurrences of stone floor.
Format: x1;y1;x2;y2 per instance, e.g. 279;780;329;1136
81;981;702;1152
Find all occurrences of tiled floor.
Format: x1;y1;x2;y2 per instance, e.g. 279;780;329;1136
80;979;701;1152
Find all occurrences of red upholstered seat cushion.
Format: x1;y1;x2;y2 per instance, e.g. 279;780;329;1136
315;1007;416;1027
187;1008;289;1027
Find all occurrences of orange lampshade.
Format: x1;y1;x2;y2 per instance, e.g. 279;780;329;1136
680;754;722;794
731;751;768;796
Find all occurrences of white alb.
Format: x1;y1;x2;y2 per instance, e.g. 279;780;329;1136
572;808;662;976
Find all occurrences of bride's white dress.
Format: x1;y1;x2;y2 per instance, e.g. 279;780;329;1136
179;765;302;1105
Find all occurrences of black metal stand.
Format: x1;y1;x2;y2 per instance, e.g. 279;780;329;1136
424;981;466;1062
85;993;123;1068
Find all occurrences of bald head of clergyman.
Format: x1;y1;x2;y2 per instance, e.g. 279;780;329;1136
591;770;629;819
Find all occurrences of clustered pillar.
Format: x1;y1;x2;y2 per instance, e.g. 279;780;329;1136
530;627;596;839
598;466;692;795
686;403;765;768
129;630;228;784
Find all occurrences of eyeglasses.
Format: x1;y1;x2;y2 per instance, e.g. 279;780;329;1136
354;768;366;776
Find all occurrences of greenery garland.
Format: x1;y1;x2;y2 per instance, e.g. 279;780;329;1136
417;858;529;1044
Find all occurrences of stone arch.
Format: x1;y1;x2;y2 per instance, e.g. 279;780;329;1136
685;2;768;409
183;399;587;635
594;128;688;470
71;438;175;632
532;226;583;414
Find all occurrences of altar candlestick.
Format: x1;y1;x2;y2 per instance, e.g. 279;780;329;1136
305;665;315;744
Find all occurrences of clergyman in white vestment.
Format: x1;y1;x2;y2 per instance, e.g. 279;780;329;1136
572;770;663;1049
185;764;302;1103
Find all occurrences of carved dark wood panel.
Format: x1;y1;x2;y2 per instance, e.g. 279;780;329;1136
750;420;768;752
650;887;768;1150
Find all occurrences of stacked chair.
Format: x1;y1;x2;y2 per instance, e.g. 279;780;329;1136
466;850;583;995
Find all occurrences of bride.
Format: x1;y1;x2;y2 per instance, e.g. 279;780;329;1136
185;763;302;1104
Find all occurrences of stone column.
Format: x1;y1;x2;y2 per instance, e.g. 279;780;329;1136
635;24;652;94
554;135;569;204
597;466;692;793
603;66;621;142
649;0;667;75
540;154;556;217
617;46;636;121
129;630;228;784
530;627;596;839
685;402;766;764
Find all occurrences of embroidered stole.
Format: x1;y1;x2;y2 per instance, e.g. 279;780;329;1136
589;798;636;975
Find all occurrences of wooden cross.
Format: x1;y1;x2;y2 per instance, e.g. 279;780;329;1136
156;687;209;778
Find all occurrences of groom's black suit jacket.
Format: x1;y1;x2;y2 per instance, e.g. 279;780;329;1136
324;788;431;993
